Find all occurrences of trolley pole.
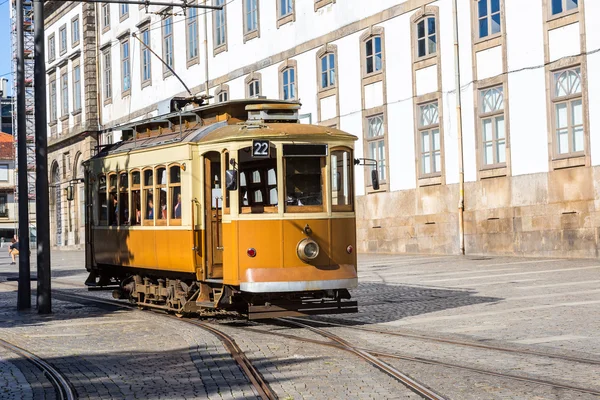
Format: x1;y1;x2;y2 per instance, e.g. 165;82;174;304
34;0;52;314
16;0;31;310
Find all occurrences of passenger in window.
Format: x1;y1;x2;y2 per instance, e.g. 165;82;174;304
161;199;167;219
174;193;181;218
147;199;154;219
111;194;118;225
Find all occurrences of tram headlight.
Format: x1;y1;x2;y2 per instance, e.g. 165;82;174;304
297;238;320;262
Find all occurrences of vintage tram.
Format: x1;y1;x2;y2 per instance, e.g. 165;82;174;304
84;99;363;318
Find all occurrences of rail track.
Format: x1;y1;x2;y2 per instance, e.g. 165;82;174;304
0;338;76;400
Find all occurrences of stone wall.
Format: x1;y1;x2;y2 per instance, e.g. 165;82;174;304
356;166;600;258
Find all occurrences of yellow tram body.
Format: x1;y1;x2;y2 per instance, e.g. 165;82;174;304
85;99;359;318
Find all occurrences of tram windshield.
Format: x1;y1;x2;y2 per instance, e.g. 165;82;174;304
285;157;324;211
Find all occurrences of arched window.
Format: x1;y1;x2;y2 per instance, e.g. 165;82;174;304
155;166;167;224
131;170;141;225
320;53;335;89
552;67;584;156
416;16;436;58
245;72;262;98
108;173;118;225
364;35;382;74
279;60;297;100
169;164;182;222
142;168;154;225
479;86;505;166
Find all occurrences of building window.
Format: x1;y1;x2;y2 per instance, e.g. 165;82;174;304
49;78;57;121
551;0;578;16
217;90;228;103
121;39;130;93
163;16;174;74
214;0;227;50
364;35;382;75
244;0;258;34
366;114;386;182
103;49;112;101
477;0;501;38
0;193;7;218
281;68;296;100
59;25;67;54
187;7;199;61
416;16;436;58
141;29;151;85
48;34;56;62
73;65;81;111
279;0;292;17
320;53;335;89
102;3;110;31
479;86;505;166
553;67;584;156
71;17;80;45
0;164;8;181
248;80;260;97
418;102;441;176
61;73;69;117
119;3;129;20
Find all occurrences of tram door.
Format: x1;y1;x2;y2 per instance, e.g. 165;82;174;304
204;153;223;279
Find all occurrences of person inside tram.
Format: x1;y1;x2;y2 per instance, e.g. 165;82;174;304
8;237;19;265
174;193;182;218
147;199;154;219
111;194;118;225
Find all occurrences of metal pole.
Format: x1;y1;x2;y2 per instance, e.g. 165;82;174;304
34;0;51;314
203;0;209;97
452;0;465;256
16;0;31;310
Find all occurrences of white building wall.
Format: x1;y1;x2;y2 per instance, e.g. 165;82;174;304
586;0;600;166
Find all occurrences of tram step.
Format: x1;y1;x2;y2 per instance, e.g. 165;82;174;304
248;300;358;320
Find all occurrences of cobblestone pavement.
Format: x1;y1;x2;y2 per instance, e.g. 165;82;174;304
1;249;600;399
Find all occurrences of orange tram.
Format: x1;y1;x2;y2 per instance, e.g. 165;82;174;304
84;99;365;319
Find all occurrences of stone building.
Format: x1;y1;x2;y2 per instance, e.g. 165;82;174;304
44;1;99;248
46;0;600;257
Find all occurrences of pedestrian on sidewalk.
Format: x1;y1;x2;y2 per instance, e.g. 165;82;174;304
8;237;19;265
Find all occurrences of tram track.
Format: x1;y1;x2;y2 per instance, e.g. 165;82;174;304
0;338;76;400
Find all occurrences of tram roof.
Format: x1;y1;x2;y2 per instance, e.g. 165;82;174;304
92;99;357;159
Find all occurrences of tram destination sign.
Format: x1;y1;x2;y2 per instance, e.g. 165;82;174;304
283;144;328;157
252;139;271;158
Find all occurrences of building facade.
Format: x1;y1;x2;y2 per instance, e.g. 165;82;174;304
0;132;17;239
44;2;99;248
46;0;600;257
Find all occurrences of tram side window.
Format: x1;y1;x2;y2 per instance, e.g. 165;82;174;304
98;175;107;225
238;146;278;213
143;169;154;224
331;149;353;210
119;172;129;225
156;167;167;221
285;157;324;211
170;165;182;220
131;171;141;225
109;173;118;225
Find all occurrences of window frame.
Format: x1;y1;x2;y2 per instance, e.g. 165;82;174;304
417;101;442;179
276;0;295;27
213;0;228;55
59;24;67;55
414;15;437;60
97;174;108;226
60;69;69;118
72;61;82;113
330;147;354;212
284;154;325;214
186;4;199;67
102;47;112;104
168;163;182;225
548;0;579;19
0;164;9;182
314;0;335;12
101;3;111;33
478;85;507;169
319;52;336;90
215;83;229;103
316;44;340;126
245;72;262;98
108;172;118;226
155;165;168;226
119;3;129;21
363;35;383;77
130;169;141;226
140;27;152;88
364;113;388;187
162;15;174;77
118;171;129;226
475;0;502;41
49;76;57;123
48;34;56;63
120;38;131;96
243;0;260;42
279;60;297;101
142;167;154;226
550;66;585;159
71;16;80;46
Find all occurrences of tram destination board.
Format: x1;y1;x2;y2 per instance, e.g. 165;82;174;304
283;144;328;157
252;139;271;158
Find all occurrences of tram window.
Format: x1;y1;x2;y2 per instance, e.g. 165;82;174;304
156;167;167;185
98;175;107;225
119;172;129;225
108;173;118;225
142;169;154;225
331;149;353;210
238;146;278;213
157;188;167;220
285;157;324;212
170;165;181;220
223;152;230;213
131;171;141;225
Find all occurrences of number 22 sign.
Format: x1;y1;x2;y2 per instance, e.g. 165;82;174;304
252;140;270;158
